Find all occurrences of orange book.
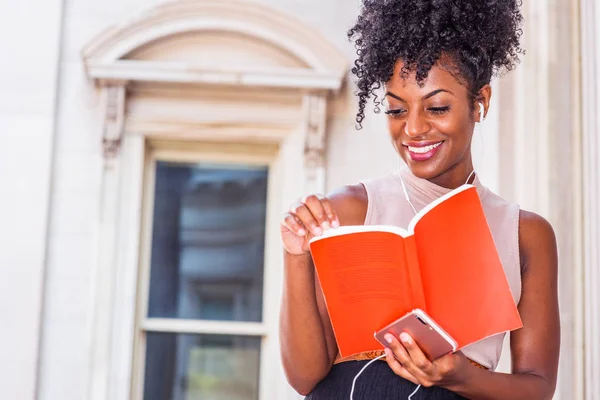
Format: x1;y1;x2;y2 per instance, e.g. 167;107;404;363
309;185;522;358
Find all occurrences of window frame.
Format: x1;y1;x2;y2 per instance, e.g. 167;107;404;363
131;143;281;400
88;89;328;400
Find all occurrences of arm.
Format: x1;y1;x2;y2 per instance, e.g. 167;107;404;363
447;211;560;399
279;185;367;395
383;210;560;400
279;253;333;395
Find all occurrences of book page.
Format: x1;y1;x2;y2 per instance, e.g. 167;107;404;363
309;224;411;243
310;231;426;357
412;187;522;349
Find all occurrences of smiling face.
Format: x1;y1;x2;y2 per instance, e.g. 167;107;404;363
385;59;491;188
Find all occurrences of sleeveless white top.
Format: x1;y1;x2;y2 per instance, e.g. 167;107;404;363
361;167;522;370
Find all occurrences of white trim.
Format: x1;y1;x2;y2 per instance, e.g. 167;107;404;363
130;146;156;400
259;152;290;400
151;144;277;166
141;319;268;336
581;0;600;398
88;60;344;91
82;1;346;96
88;157;122;400
128;123;294;143
108;134;146;400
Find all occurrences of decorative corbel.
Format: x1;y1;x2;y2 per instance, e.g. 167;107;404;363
303;92;328;194
101;82;127;158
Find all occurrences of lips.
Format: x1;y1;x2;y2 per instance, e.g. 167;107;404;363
407;142;443;153
404;141;444;161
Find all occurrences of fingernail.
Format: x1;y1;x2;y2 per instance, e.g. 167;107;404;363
321;221;331;230
313;227;323;236
298;228;306;236
400;333;411;344
331;220;340;228
385;334;393;344
384;348;393;357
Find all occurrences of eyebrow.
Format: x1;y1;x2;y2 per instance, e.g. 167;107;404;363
385;89;454;102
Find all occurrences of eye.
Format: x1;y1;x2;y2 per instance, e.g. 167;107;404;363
428;106;450;115
384;109;407;117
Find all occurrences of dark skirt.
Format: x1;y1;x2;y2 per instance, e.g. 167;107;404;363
305;360;466;400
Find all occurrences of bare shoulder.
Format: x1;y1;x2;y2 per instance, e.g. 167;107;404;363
326;184;368;226
518;209;558;274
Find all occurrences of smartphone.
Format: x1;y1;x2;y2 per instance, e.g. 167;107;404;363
374;309;457;361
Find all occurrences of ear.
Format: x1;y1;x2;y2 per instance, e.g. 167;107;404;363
476;84;492;122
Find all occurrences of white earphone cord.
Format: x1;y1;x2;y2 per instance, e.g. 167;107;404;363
400;169;476;216
349;355;422;400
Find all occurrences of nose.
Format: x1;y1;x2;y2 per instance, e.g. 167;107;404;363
404;110;430;138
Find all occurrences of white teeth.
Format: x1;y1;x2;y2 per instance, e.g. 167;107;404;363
408;142;442;154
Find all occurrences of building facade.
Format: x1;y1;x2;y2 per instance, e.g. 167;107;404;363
0;0;598;399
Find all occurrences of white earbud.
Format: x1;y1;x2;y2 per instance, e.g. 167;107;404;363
479;103;485;122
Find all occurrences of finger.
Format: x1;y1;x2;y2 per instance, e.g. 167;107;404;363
384;348;420;385
318;197;340;228
400;333;435;373
384;333;413;367
302;195;330;230
385;334;429;381
290;202;323;236
281;213;307;236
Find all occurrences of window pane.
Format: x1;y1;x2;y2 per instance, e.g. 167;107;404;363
147;161;267;322
143;332;261;400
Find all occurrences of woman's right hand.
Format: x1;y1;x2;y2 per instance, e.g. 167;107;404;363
280;194;340;255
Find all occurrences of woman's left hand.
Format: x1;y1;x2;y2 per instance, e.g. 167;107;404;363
383;332;471;389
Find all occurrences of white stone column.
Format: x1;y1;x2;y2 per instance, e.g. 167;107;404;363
581;0;600;398
497;1;584;398
0;0;64;399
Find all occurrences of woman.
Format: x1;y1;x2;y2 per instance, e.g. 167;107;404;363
279;1;560;399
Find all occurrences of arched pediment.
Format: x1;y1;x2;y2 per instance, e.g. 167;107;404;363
124;30;309;70
82;0;347;91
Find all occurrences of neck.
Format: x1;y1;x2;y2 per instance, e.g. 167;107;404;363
426;160;475;189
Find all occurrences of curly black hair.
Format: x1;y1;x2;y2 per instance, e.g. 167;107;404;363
348;0;524;128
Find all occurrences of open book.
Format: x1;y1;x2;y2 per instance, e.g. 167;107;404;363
309;184;522;358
